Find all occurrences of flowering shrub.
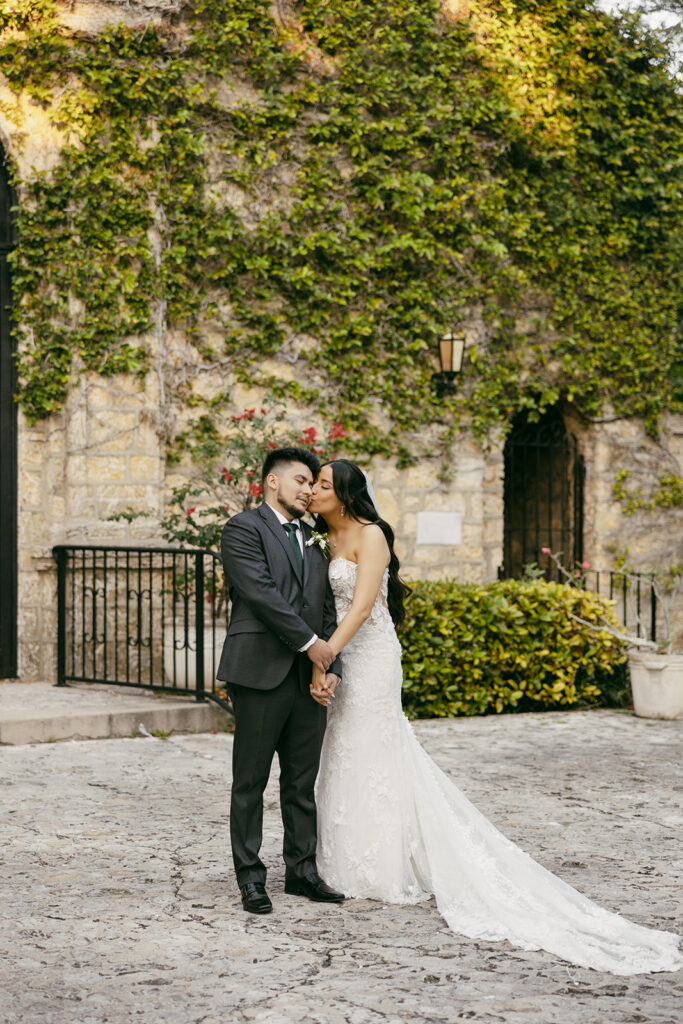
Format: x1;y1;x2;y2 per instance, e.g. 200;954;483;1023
156;403;346;551
111;403;346;616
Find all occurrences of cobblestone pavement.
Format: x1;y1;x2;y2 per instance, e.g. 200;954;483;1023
1;709;681;1024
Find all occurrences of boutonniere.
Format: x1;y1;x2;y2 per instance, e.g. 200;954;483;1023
306;531;331;558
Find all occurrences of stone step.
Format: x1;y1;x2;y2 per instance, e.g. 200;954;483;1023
0;681;231;745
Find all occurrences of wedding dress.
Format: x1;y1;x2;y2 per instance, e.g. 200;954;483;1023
316;558;682;975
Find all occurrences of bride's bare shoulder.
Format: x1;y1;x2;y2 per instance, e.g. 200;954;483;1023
358;522;389;555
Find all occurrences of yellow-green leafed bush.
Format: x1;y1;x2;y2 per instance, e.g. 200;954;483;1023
399;579;627;719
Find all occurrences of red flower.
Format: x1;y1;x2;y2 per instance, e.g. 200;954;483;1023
261;407;267;415
223;504;230;512
301;427;318;443
186;507;196;517
221;468;232;482
244;408;256;419
267;440;278;449
247;470;253;478
328;422;346;439
249;482;263;498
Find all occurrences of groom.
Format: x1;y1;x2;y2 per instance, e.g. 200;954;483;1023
217;447;344;914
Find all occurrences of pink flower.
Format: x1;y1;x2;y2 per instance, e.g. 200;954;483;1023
580;561;590;570
541;547;551;555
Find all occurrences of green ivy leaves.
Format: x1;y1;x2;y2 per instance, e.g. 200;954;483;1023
2;0;681;457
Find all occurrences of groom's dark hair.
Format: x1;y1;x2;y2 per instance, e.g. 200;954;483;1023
261;447;320;485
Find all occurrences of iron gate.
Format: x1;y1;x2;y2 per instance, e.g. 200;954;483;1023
502;407;584;580
54;545;231;710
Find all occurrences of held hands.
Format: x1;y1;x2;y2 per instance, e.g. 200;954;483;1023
310;666;339;707
307;637;335;672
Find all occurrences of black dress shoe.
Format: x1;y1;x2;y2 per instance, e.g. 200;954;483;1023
240;882;273;914
284;872;345;903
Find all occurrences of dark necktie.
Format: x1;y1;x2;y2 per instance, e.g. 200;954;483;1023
283;522;303;574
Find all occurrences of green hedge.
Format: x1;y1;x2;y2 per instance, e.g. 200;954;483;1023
399;579;628;719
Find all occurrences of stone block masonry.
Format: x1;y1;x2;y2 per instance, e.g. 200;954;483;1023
14;369;683;681
373;440;504;584
17;373;166;681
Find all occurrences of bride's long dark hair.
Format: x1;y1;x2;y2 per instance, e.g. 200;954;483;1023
315;459;411;627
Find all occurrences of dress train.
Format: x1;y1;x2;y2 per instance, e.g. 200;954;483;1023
316;559;682;975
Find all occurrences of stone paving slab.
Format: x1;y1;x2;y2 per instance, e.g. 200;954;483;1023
0;682;230;744
0;709;681;1024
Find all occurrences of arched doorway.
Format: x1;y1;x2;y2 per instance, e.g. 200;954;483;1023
0;150;16;677
502;406;584;580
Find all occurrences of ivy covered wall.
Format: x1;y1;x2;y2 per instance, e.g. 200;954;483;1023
1;0;682;680
0;0;681;465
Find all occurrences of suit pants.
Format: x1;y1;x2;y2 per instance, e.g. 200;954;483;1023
227;657;327;887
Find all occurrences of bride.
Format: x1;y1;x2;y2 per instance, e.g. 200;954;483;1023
307;458;682;976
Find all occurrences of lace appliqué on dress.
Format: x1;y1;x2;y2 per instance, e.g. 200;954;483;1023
315;558;683;976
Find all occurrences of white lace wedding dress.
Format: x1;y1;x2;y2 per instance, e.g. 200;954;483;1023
316;558;682;975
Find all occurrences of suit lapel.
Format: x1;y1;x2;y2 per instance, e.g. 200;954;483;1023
300;520;312;586
258;504;303;584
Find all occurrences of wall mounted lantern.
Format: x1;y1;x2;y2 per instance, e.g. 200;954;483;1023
432;331;466;397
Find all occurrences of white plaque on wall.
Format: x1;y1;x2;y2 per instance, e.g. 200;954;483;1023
416;511;462;546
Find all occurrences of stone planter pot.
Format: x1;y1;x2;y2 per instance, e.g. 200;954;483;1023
628;651;683;720
163;624;227;690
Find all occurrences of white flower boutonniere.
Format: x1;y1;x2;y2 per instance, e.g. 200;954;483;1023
306;531;331;558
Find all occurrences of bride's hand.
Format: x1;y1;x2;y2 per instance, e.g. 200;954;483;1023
310;664;332;706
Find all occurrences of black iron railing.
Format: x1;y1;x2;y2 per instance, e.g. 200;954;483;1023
53;545;231;710
582;569;657;644
497;564;658;644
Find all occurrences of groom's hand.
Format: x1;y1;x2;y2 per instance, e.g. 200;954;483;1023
307;637;335;672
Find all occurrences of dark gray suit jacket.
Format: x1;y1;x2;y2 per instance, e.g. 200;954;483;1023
217;503;341;689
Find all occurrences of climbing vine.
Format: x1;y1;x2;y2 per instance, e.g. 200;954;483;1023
613;468;683;514
1;0;682;461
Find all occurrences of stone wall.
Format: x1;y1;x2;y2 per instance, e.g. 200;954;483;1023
17;373;166;681
3;1;682;680
576;411;683;652
373;443;504;583
15;364;683;682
